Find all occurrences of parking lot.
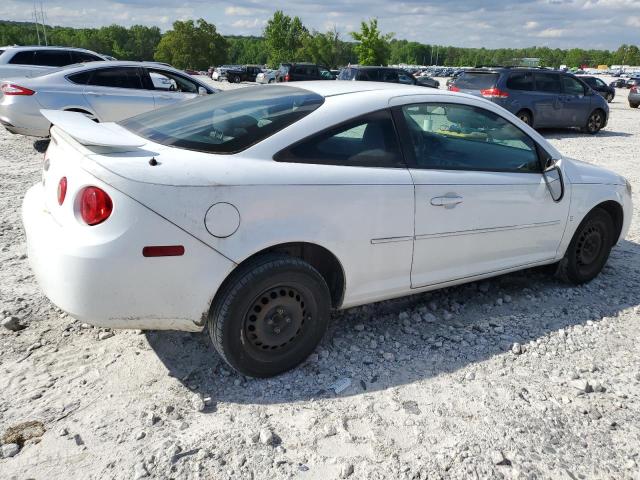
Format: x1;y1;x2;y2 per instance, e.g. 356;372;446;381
1;82;639;479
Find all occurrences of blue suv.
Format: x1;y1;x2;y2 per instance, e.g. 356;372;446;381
450;67;609;134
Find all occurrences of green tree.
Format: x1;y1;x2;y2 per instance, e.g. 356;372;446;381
351;18;393;65
301;27;348;68
154;19;228;69
263;11;307;68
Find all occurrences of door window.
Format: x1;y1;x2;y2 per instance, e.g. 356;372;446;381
33;50;73;67
400;103;540;173
595;78;607;88
561;76;586;95
506;72;534;91
87;67;144;89
147;69;200;93
72;51;103;63
534;73;561;93
275;110;404;168
8;51;36;65
397;71;415;84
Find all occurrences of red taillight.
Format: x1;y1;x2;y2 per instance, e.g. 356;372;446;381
1;83;35;96
480;87;509;98
284;74;290;82
57;177;67;205
632;86;638;93
448;85;460;92
79;187;112;226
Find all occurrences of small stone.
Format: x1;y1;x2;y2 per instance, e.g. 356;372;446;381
569;379;593;394
98;331;114;340
383;352;395;361
323;424;337;437
134;462;149;479
2;316;24;332
354;324;365;331
330;377;352;394
135;431;146;440
504;295;512;303
58;427;69;437
511;343;522;355
1;443;20;458
490;450;511;466
191;393;205;412
259;428;275;446
465;371;476;381
340;463;354;478
496;298;504;306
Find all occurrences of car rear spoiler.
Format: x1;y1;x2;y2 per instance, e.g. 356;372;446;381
41;110;146;147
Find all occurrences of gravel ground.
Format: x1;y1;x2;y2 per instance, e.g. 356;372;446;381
1;80;639;480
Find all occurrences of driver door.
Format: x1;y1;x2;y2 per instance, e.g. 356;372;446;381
391;98;570;288
143;68;200;109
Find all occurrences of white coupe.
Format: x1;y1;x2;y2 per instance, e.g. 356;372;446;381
22;82;633;377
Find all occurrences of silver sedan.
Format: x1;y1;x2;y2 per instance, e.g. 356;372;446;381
0;61;218;137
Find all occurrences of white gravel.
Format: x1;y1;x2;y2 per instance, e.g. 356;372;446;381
0;80;639;479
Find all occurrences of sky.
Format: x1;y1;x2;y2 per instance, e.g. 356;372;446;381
1;0;640;50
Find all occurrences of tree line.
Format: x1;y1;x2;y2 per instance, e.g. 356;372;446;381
1;15;639;71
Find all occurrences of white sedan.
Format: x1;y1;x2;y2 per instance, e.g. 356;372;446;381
22;82;633;377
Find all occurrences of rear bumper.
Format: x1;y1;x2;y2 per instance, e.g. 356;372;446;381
22;182;236;331
0;98;50;137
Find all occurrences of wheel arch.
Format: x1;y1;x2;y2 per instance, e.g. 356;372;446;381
593;200;624;244
216;242;346;310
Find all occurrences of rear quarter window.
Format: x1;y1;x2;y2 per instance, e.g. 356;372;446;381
120;86;324;154
455;72;499;90
8;51;36;65
534;73;561;93
506;72;534;91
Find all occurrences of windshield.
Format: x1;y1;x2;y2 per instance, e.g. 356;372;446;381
455;72;499;90
120;85;324;154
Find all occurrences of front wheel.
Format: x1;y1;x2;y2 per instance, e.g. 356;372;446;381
630;103;639;109
584;110;605;134
606;93;613;103
558;208;615;284
208;255;330;377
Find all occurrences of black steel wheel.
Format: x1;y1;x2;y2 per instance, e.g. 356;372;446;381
208;254;330;377
559;208;614;284
585;110;605;134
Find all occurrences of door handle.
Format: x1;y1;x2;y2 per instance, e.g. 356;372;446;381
430;195;463;209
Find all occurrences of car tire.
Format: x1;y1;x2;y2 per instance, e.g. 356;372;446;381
516;110;533;126
268;79;274;84
584;109;605;134
557;208;615;284
606;93;613;103
630;103;639;109
208;254;331;378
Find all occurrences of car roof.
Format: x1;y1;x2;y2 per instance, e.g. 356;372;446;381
283;80;444;98
0;45;100;53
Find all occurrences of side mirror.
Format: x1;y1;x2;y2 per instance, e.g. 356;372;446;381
543;161;564;202
198;86;208;96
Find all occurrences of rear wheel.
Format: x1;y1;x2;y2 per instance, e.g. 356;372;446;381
558;208;614;284
208;255;331;377
630;103;639;109
584;109;605;134
516;109;532;126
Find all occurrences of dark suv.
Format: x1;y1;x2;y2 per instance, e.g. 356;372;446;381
338;66;439;89
275;63;335;82
225;65;262;83
450;67;609;134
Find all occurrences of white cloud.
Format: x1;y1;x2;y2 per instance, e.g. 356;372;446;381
537;28;566;38
626;16;640;27
524;21;539;30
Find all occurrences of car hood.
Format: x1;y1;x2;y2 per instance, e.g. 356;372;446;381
562;157;625;185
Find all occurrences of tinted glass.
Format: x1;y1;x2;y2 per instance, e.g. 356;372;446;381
67;71;92;84
121;86;324;154
88;67;143;89
506;72;534;91
8;51;36;65
454;72;499;90
338;68;356;80
595;78;607;88
33;50;72;67
582;77;597;87
276;110;403;168
401;103;540;173
534;73;561;93
398;71;414;84
148;69;199;93
561;76;586;95
72;51;103;63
